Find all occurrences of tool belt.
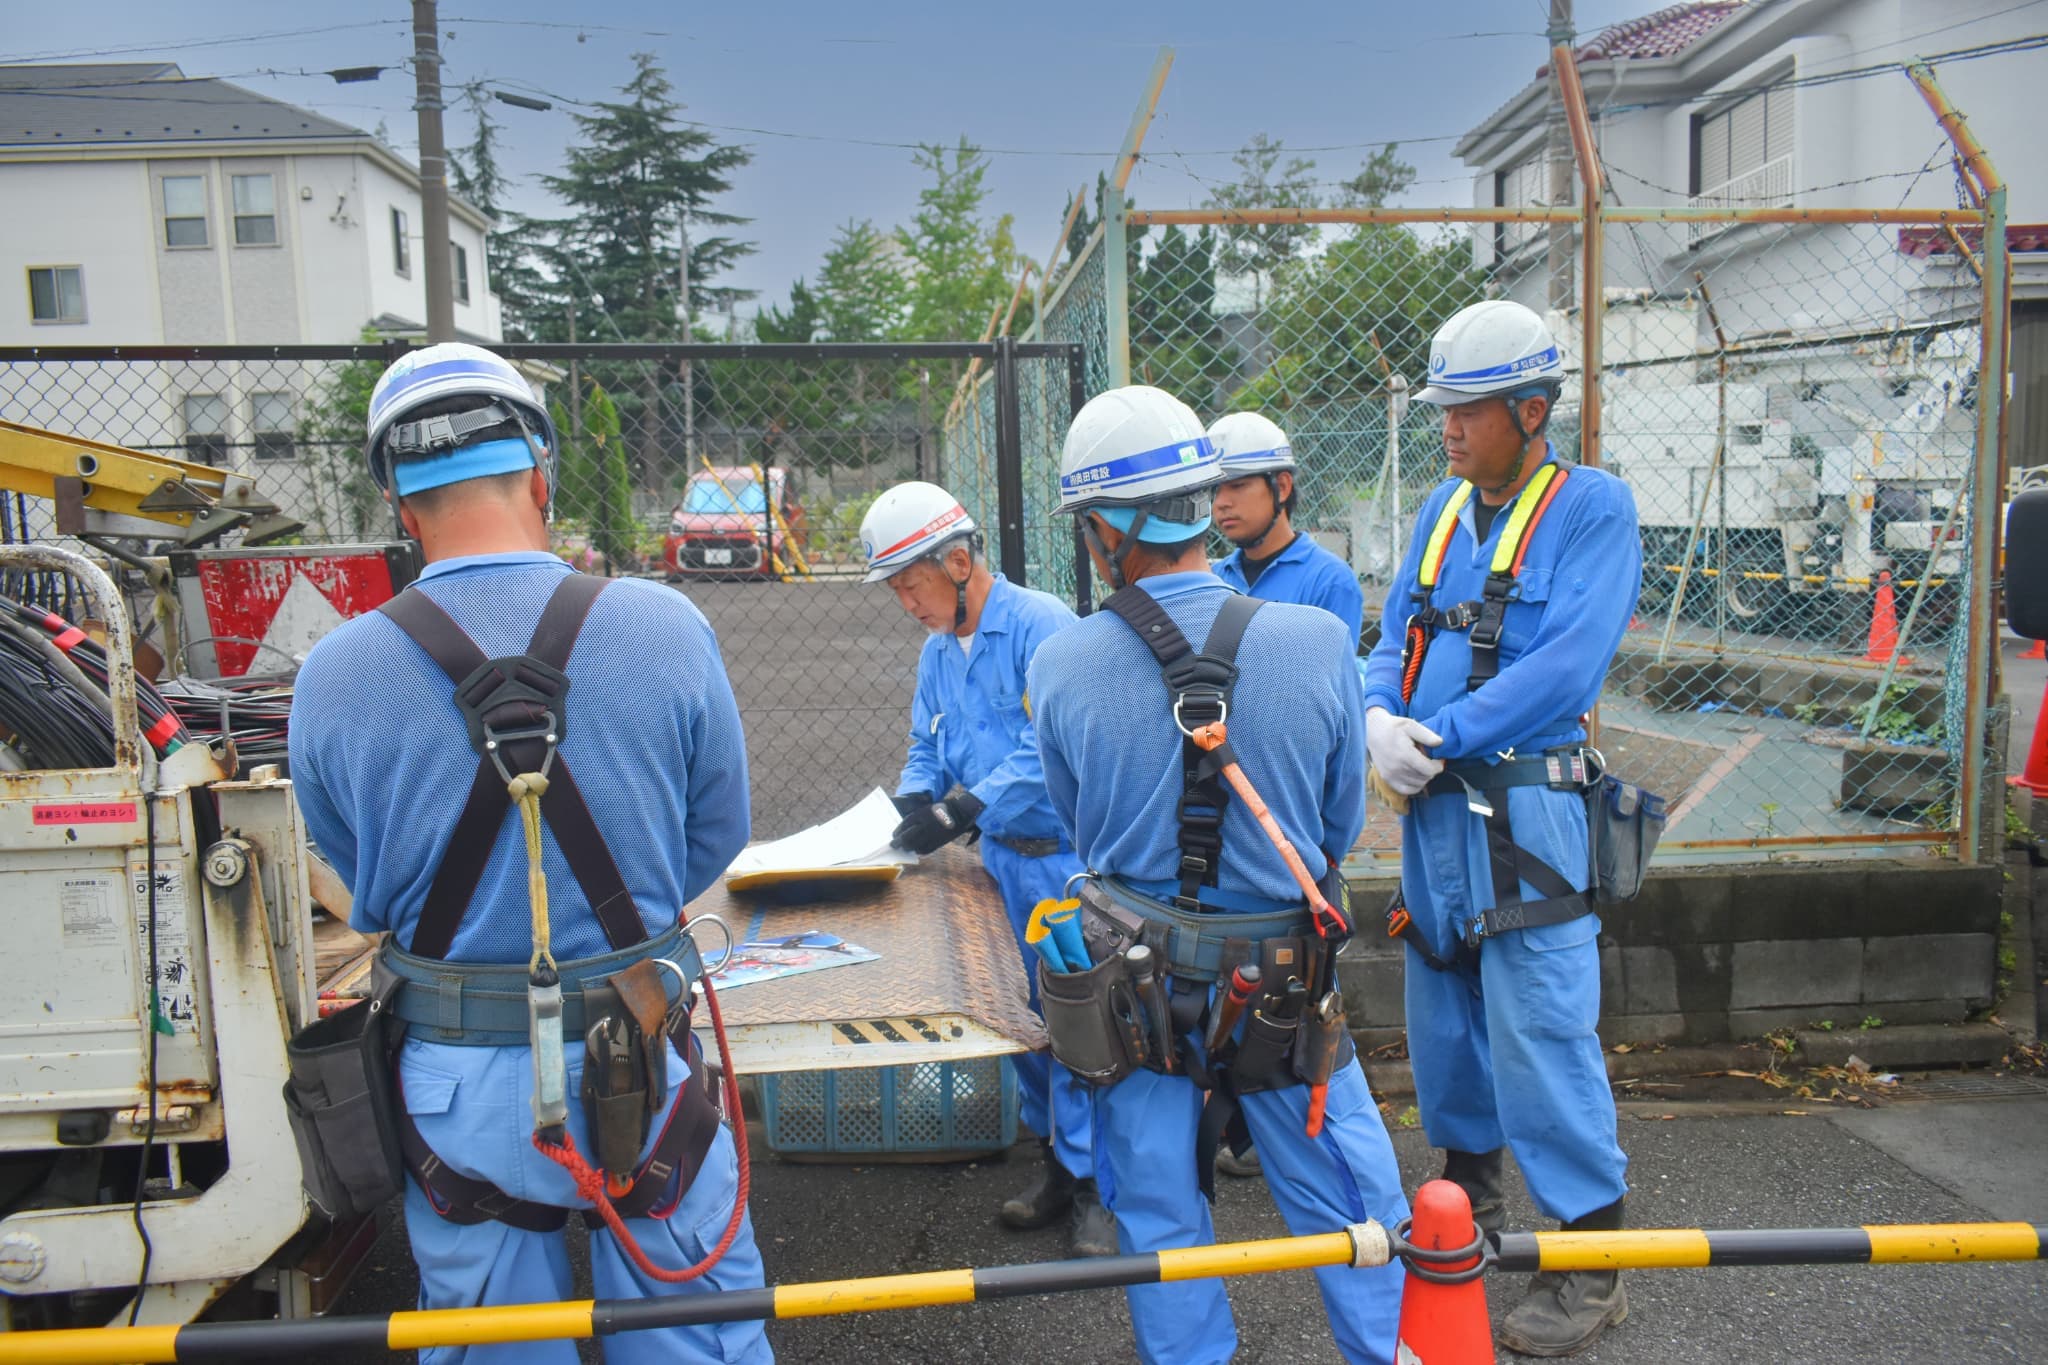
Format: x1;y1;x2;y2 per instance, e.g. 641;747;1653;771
1387;747;1666;973
990;833;1064;858
1035;876;1353;1197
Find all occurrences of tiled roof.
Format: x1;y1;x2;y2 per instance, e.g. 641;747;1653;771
0;62;363;148
1575;1;1747;64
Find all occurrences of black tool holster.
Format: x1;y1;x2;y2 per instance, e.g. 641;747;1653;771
581;956;682;1179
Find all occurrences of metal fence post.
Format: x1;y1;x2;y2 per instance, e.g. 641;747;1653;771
1066;345;1093;616
1961;181;2010;864
1105;189;1130;389
993;336;1027;585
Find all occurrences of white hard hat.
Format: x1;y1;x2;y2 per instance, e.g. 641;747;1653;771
858;481;978;584
365;342;556;495
1414;300;1565;406
1208;411;1294;476
1055;385;1220;539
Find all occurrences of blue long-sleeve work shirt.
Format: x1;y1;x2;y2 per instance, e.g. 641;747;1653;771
1213;532;1365;648
895;574;1076;843
1029;572;1366;905
289;551;751;963
1359;447;1642;759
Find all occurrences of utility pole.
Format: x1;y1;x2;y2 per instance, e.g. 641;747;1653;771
412;0;455;342
678;215;696;468
566;299;583;441
1545;0;1576;313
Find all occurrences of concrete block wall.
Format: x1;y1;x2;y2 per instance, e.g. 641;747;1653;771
1341;860;2001;1050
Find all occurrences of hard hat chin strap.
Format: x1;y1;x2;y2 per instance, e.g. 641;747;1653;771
1488;387;1554;496
1083;510;1151;592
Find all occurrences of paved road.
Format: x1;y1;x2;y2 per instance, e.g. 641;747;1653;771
330;1090;2048;1363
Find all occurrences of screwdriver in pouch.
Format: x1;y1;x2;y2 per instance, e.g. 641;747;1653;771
1126;944;1174;1074
1202;963;1263;1056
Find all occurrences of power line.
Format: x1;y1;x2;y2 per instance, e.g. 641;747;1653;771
0;20;407;66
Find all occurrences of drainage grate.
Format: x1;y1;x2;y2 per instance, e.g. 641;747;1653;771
1888;1071;2048;1102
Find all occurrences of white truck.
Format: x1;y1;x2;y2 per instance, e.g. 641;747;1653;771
1602;351;1973;632
0;545;362;1332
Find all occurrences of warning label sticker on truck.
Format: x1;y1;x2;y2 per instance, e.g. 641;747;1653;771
59;875;120;947
33;802;138;826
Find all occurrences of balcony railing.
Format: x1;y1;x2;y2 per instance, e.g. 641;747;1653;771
1686;154;1795;245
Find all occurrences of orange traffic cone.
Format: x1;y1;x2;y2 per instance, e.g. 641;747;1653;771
1395;1179;1495;1364
1863;571;1902;663
2014;678;2048;798
2021;639;2046;660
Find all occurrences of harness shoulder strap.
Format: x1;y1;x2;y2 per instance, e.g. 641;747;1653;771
1101;587;1265;908
377;574;644;960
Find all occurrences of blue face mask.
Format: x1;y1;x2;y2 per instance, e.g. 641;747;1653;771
390;437;541;497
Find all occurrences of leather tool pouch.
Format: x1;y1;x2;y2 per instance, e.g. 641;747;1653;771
1038;955;1155;1087
1292;998;1353;1088
1587;775;1667;905
282;956;406;1220
1222;937;1312;1094
580;958;674;1179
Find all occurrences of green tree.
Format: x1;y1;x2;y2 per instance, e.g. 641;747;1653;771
814;219;909;342
540;53;754;482
1233;226;1484;412
1206;134;1321;310
550;380;635;571
448;86;554;341
898;137;1017;344
1337;143;1417;211
1131;225;1230;410
298;327;389;538
756;279;825;344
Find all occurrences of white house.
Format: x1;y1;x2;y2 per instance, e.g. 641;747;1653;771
1454;0;2048;603
0;62;507;532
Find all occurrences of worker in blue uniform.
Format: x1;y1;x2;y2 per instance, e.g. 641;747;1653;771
1359;300;1641;1357
1205;409;1365;1183
858;482;1112;1258
1030;385;1408;1365
290;343;770;1365
1209;410;1365;646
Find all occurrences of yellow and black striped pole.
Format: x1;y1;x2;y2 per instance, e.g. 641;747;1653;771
0;1222;2039;1364
1493;1221;2046;1273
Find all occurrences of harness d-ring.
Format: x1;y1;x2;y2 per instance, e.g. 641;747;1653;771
1064;870;1097;899
682;914;736;976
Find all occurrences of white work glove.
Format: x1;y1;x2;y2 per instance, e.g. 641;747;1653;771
1365;706;1445;798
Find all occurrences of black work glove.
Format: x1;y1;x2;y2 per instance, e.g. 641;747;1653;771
891;786;985;855
891;791;934;817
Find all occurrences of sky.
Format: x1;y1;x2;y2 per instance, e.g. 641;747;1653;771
1;0;1670;316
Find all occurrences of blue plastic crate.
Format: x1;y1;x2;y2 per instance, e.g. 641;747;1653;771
760;1056;1019;1157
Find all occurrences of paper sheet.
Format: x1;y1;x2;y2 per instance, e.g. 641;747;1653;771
723;787;916;878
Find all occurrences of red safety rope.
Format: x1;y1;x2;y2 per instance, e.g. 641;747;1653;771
532;971;750;1283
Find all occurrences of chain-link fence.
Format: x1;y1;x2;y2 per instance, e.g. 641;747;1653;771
1041;75;2008;867
1;340;1078;837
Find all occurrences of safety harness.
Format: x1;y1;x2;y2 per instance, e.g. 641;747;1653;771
1388;462;1598;972
1100;586;1262;911
375;575;723;1232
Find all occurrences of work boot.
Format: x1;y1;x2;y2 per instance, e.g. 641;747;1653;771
1498;1197;1629;1358
1440;1147;1507;1237
1069;1179;1118;1257
1215;1143;1263;1178
999;1140;1076;1230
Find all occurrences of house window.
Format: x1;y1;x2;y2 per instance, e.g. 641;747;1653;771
27;266;85;323
1494;153;1552;260
250;391;296;461
182;394;229;466
391;207;411;276
452;242;471;304
1691;80;1794;200
231;174;277;245
162;175;208;247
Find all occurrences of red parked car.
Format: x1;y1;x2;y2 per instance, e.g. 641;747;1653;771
663;466;806;580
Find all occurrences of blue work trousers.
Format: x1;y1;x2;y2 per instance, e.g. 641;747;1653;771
1400;783;1628;1223
981;837;1095;1178
400;1039;771;1365
1093;1046;1408;1365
